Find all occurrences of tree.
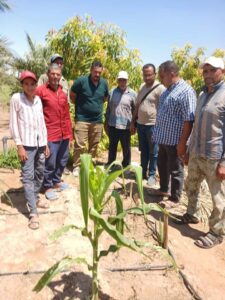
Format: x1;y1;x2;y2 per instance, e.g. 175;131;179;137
46;16;143;90
0;0;10;12
171;44;225;95
14;33;51;79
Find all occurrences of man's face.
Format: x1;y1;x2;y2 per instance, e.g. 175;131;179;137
118;78;128;91
48;68;61;87
90;66;103;82
159;69;173;88
143;67;156;86
202;64;224;88
53;58;64;70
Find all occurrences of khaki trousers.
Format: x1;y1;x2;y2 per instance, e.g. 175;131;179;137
73;121;103;167
186;154;225;236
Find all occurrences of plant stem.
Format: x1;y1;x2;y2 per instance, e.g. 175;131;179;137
91;222;99;300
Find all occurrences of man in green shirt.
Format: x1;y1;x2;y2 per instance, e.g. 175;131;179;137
70;61;109;176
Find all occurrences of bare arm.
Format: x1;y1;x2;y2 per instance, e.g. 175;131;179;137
70;91;77;104
177;121;193;157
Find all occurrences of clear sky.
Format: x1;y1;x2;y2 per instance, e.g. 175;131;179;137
1;0;225;67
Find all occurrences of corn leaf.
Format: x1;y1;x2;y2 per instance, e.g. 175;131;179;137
89;208;146;253
111;190;124;234
131;166;145;212
127;203;167;215
98;244;119;259
33;256;88;292
49;224;82;242
79;154;92;227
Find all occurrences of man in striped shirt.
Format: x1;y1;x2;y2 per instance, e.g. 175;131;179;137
176;56;225;249
152;61;197;206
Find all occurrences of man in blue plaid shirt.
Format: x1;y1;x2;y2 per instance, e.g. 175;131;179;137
152;61;197;206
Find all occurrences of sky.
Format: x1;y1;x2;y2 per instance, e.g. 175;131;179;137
1;0;225;67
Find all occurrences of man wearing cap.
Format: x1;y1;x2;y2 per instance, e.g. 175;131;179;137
36;64;73;200
175;56;225;249
70;61;109;176
38;54;69;95
130;63;165;183
105;71;136;169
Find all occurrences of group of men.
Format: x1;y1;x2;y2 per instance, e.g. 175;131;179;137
10;52;225;248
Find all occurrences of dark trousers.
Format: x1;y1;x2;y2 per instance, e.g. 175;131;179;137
137;123;158;179
107;126;131;167
157;144;184;201
43;139;69;189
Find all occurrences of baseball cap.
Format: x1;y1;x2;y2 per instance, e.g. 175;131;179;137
117;71;129;79
19;71;37;82
50;54;63;63
200;56;224;69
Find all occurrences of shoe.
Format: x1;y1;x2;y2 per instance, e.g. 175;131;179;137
147;176;157;187
148;188;170;197
45;189;58;201
159;199;179;209
73;167;80;177
173;212;199;225
63;167;70;175
53;182;70;191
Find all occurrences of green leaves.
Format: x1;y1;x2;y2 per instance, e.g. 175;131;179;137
33;256;88;292
49;224;83;242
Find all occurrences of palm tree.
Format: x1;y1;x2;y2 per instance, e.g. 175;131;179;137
0;0;10;12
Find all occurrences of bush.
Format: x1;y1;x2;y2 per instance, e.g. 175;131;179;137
0;148;20;169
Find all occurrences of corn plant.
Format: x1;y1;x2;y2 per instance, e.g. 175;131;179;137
33;154;168;299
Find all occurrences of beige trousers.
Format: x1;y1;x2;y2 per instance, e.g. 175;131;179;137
73;121;103;167
186;154;225;236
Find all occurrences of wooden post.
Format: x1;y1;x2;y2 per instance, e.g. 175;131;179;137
163;214;168;249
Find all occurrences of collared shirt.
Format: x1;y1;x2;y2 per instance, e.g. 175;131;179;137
10;92;47;147
36;84;73;142
38;73;69;95
106;87;136;129
189;81;225;165
153;79;196;145
136;81;165;125
71;75;109;123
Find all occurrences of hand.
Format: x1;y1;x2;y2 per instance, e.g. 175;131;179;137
216;164;225;180
177;141;187;157
17;145;28;162
130;122;136;135
44;145;50;158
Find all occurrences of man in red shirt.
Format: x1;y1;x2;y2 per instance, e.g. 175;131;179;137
36;64;73;200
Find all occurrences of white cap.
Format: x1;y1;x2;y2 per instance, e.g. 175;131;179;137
200;56;224;69
117;71;128;79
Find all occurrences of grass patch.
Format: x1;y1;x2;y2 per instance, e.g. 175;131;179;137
0;148;20;169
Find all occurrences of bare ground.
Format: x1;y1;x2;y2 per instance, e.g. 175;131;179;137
0;106;225;300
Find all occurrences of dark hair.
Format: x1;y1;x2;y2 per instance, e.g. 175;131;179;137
47;63;61;73
159;60;179;75
142;63;156;73
91;60;103;69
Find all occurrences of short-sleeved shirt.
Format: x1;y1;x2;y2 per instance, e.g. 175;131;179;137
71;75;109;123
136;81;165;125
106;87;136;129
189;81;225;165
153;79;197;145
36;84;73;142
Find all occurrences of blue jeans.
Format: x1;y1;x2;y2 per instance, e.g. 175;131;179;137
43;139;69;189
21;146;46;215
137;124;158;179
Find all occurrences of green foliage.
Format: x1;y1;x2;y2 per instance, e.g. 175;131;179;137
34;154;166;299
14;33;51;79
0;148;20;169
46;15;142;90
171;44;225;95
0;0;10;12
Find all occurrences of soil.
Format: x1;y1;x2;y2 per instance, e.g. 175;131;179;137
0;105;225;300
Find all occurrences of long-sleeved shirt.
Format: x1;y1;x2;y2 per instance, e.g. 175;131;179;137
106;87;136;129
36;84;73;142
153;79;196;145
10;92;47;147
189;81;225;165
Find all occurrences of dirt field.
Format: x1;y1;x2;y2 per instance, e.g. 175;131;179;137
1;106;225;300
